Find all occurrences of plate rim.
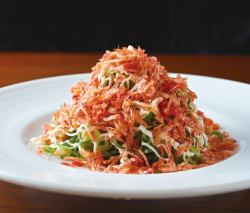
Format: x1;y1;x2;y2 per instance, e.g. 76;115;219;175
0;72;249;93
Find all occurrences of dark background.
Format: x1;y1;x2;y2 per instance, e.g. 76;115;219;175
1;1;250;54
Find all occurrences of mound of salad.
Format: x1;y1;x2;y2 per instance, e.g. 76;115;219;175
30;46;238;174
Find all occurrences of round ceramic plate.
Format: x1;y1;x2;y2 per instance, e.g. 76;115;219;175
0;73;249;199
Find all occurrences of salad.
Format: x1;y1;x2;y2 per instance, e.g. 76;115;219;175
30;46;238;174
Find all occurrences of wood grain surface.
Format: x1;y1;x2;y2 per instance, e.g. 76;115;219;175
0;53;249;213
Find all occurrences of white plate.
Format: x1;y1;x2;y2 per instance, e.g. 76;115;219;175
0;73;250;199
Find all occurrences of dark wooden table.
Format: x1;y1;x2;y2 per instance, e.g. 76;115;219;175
0;53;250;213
